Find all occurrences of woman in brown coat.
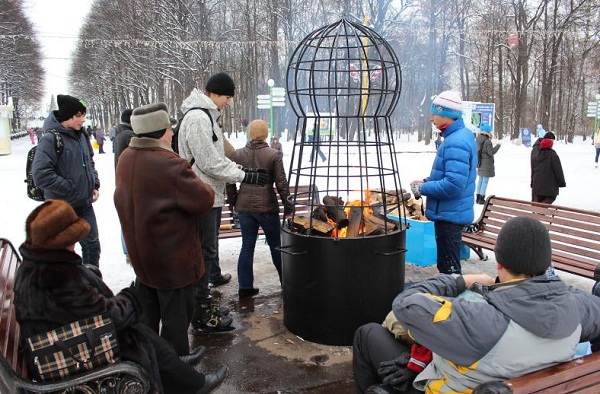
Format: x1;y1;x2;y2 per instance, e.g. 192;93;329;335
14;200;228;394
229;120;292;297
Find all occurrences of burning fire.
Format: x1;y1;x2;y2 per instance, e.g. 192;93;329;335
329;190;373;238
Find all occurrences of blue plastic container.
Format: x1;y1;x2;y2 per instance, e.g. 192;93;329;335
388;216;470;267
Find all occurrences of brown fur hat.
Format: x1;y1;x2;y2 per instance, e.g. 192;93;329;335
248;119;269;141
25;200;90;250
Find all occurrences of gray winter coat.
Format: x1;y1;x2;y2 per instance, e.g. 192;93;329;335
476;133;500;177
393;275;600;393
178;89;245;207
32;112;99;209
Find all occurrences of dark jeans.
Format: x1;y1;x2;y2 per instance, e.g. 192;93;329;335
138;282;194;356
353;323;423;394
434;220;463;274
595;147;600;163
194;207;222;305
237;212;282;289
74;204;101;267
308;134;326;161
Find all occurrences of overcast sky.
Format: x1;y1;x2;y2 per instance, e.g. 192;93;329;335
22;0;95;107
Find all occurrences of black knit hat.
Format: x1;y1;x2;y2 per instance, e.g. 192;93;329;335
56;94;86;122
494;216;551;276
121;109;133;124
205;72;235;96
543;131;556;140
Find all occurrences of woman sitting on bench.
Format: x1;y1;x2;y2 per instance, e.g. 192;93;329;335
14;199;228;394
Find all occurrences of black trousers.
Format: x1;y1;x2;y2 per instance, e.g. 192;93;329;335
352;323;423;394
138;282;194;356
136;323;205;394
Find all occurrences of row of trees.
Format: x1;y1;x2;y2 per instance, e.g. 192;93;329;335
0;0;44;131
2;0;599;142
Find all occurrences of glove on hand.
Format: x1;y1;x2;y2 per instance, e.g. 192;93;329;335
410;183;422;199
406;344;432;373
242;168;270;186
377;353;410;381
283;200;294;215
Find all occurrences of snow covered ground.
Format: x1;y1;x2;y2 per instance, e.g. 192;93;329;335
1;131;599;293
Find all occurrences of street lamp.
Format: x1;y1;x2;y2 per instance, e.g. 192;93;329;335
267;79;275;136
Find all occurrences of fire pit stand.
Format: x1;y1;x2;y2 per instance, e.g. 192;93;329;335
282;17;407;346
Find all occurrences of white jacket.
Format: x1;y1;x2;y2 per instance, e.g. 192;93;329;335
179;88;245;207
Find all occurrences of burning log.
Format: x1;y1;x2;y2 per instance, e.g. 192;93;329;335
346;206;363;238
323;196;349;229
292;214;334;235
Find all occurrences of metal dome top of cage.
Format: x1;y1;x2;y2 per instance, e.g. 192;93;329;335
283;17;407;239
286;17;402;117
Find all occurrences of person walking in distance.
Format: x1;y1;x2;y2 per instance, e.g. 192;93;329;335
530;131;566;204
475;124;501;204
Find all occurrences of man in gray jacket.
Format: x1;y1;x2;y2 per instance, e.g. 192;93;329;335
32;94;101;268
179;72;269;331
353;216;600;393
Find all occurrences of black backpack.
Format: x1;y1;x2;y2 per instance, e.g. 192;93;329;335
25;130;64;201
171;107;216;165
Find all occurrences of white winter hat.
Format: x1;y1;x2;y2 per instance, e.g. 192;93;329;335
431;90;463;119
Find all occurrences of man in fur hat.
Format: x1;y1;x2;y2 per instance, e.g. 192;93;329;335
114;103;215;356
178;72;270;331
32;94;101;268
14;199;229;394
353;216;600;394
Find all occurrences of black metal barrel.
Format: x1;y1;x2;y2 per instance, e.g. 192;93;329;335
281;224;406;346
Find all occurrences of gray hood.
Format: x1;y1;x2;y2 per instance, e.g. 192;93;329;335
180;88;218;114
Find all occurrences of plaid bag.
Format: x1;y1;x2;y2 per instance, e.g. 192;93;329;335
25;313;120;381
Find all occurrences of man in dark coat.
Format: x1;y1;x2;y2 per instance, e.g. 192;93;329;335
114;103;215;356
32;94;101;268
531;131;566;204
113;108;134;169
14;199;229;394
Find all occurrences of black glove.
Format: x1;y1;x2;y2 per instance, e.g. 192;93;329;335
242;168;270;186
378;354;417;392
283;200;294;215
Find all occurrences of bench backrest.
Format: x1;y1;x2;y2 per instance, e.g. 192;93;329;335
478;196;600;278
0;238;26;377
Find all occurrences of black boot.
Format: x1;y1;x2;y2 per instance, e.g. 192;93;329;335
479;194;486;204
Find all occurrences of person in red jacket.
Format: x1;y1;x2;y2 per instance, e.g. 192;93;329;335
114;103;215;356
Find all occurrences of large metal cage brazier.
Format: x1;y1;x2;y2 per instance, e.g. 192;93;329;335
281;18;408;346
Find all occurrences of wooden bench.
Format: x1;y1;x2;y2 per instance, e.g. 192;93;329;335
0;238;151;394
462;195;600;280
219;184;314;239
473;351;600;393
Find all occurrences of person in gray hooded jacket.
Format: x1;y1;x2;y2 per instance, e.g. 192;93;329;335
32;94;101;268
353;216;600;393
